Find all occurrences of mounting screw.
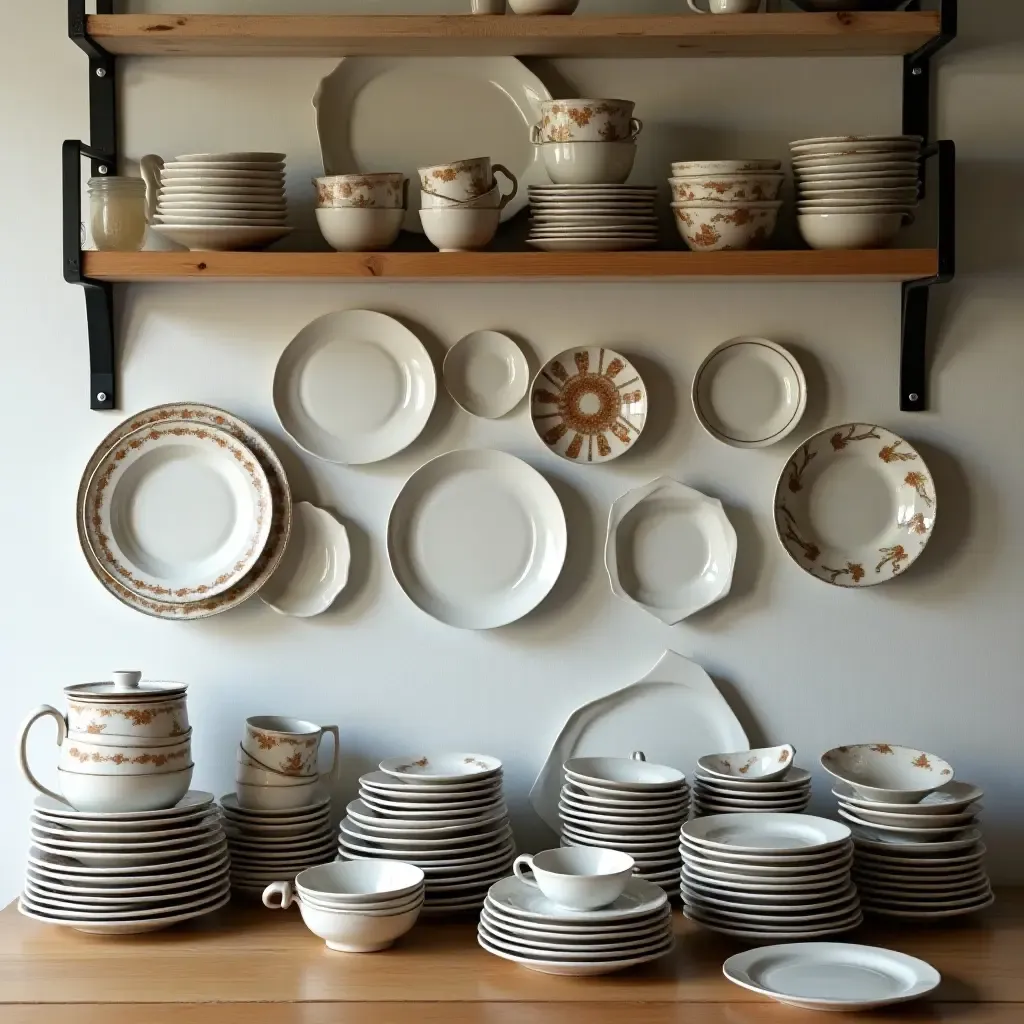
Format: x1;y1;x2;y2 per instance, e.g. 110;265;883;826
912;66;923;76
908;393;920;402
96;67;107;78
96;393;107;403
98;165;108;175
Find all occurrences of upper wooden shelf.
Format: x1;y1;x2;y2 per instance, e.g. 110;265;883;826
88;13;941;59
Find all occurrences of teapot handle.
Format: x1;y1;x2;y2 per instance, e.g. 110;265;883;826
18;705;67;804
139;154;164;225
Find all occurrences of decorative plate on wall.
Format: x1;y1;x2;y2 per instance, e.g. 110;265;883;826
531;347;647;464
774;424;936;587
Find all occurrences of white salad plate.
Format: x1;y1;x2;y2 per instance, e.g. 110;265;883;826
387;449;566;629
83;420;271;604
477;931;674;976
339;821;512;855
679;835;842;867
685;906;863;940
852;829;982;854
482;904;670;942
315;56;549;232
151;224;293;251
694;766;811;792
158;197;287;211
531;651;747;832
774;423;936;587
854;845;986;869
840;811;971;843
442;330;529;420
479;921;670;960
158;184;284;197
682;849;852;878
604;476;737;625
346;799;505;835
488;876;667;924
833;780;982;814
692;337;807;449
220;792;331;818
258;501;350;618
18;890;231;935
32;793;214;827
561;785;689;814
684;814;851;854
360;791;504;816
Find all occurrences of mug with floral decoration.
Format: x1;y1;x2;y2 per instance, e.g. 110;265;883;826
243;716;340;778
418;157;515;205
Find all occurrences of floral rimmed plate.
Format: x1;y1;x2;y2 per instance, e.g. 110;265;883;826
531;347;647;464
774;424;936;587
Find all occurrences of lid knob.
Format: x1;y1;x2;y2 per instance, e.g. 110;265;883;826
111;670;142;692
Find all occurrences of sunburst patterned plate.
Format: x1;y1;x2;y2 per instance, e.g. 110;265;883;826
531;347;647;464
774;424;936;587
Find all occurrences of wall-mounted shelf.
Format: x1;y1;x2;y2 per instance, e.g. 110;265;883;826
87;13;940;59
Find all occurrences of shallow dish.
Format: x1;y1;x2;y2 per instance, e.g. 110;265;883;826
18;890;230;935
151;224;292;251
360;769;501;797
694;767;811;793
564;755;684;791
478;930;673;976
840;803;977;829
833;780;982;814
442;331;529;419
698;744;796;783
821;744;953;802
852;829;982;855
683;814;850;854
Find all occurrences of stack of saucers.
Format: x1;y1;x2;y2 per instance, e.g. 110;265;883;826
338;754;514;914
144;151;292;251
680;813;861;940
20;792;229;934
221;790;334;896
527;185;658;252
691;744;812;817
559;754;689;896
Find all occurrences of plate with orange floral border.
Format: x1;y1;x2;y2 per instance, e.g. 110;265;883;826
773;423;936;587
530;347;647;464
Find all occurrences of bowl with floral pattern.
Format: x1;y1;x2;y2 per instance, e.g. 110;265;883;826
671;201;781;252
697;744;796;783
821;744;954;804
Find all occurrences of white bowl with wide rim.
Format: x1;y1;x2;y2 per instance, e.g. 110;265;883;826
821;745;954;804
563;754;685;791
697;745;796;783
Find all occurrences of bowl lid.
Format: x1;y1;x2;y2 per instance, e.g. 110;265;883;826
64;670;187;701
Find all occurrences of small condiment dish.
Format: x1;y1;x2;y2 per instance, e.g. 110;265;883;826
821;744;954;804
697;745;796;783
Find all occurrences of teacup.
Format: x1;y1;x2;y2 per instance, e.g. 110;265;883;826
688;0;761;11
56;765;194;813
242;716;340;778
420;176;518;211
418;157;514;205
235;778;323;811
513;847;634;910
534;99;641;144
313;173;406;209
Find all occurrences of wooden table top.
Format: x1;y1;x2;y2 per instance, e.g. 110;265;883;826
1;891;1020;1023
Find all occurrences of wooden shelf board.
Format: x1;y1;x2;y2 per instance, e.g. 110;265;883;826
82;249;936;283
88;13;941;58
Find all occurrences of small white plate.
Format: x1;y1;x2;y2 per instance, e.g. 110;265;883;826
852;829;981;854
527;238;656;252
854;845;986;869
839;808;971;841
478;920;671;961
694;767;811;793
480;912;670;954
32;792;214;825
681;860;852;890
360;770;502;797
861;894;995;920
18;890;230;935
683;849;852;878
219;792;331;819
488;875;667;924
683;813;850;853
860;883;993;909
360;791;504;817
442;330;529;419
693;798;809;814
854;870;989;894
379;753;503;786
477;930;673;976
346;799;506;835
484;903;670;941
681;881;858;914
340;817;510;850
833;780;983;814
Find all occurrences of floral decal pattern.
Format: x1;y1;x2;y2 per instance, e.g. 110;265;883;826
538;101;634;143
246;727;319;775
673;207;776;251
67;747;188;767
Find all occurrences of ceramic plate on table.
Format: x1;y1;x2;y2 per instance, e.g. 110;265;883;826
442;331;529;420
220;792;331;818
852;829;982;854
314;56;549;233
387;449;566;629
684;814;850;854
685;906;863;941
274;310;436;466
694;767;812;792
774;423;936;587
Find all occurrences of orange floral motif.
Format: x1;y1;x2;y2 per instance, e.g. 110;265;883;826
941;768;952;775
737;757;757;774
86;724;106;734
785;444;816;493
566;433;584;460
831;425;881;450
398;757;430;772
463;757;491;769
912;754;932;769
779;749;791;763
693;223;720;248
879;440;918;463
431;168;459;182
822;562;866;585
67;747;187;767
777;504;820;562
254;731;278;750
596;434;612;458
568;106;594;127
280;753;304;774
876;545;908;575
872;744;894;754
904;471;934;507
907;512;929;535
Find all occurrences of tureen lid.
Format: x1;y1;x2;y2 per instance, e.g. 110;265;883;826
64;670;187;701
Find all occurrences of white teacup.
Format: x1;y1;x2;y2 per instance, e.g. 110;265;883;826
242;716;340;779
513;847;635;910
688;0;761;11
420;176;518;211
418;157;515;205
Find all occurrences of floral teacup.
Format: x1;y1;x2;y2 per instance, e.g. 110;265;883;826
533;99;641;144
418;157;514;205
242;716;340;778
314;173;406;209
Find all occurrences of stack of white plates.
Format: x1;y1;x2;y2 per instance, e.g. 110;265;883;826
680;813;861;940
478;875;674;976
220;791;334;895
559;756;689;896
20;792;229;934
692;767;812;817
527;185;659;251
834;781;994;919
338;754;514;913
149;151;293;251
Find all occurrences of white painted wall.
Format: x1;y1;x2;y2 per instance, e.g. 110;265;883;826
1;1;1022;899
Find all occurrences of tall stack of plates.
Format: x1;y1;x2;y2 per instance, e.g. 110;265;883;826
478;875;675;976
20;793;229;934
147;151;293;251
833;781;993;919
680;813;861;940
691;765;812;817
220;792;334;897
338;754;515;913
77;404;293;620
558;756;689;896
527;185;659;251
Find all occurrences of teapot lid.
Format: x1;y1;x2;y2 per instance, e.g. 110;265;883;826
64;670;187;701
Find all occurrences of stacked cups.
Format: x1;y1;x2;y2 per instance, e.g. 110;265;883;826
419;157;519;251
532;99;641;185
314;173;407;251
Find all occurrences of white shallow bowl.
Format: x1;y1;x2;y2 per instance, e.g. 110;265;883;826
697;745;796;783
56;766;194;814
378;754;502;785
564;756;685;791
683;814;851;854
834;781;982;815
316;207;403;252
821;745;954;803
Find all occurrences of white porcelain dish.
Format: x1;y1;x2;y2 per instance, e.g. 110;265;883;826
220;792;331;818
442;331;529;419
841;804;977;829
834;780;982;814
852;829;982;854
697;745;796;783
685;906;863;941
564;755;685;791
822;744;953;802
683;814;851;854
487;875;666;923
477;930;672;976
839;810;970;843
151;224;292;251
18;890;230;935
694;767;811;793
347;799;505;836
527;237;655;252
361;768;501;795
387;449;566;630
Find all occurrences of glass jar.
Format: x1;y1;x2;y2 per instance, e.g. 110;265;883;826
88;176;147;251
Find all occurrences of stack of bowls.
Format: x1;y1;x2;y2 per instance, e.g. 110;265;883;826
531;98;641;185
527;185;658;251
680;813;860;940
18;671;193;814
262;860;424;952
314;172;406;252
558;753;689;896
669;159;784;252
418;157;518;252
691;744;812;817
822;744;993;919
339;754;514;913
20;792;228;934
791;135;921;249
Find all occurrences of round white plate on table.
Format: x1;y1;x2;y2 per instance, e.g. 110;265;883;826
387;449;566;629
442;331;529;419
274;309;436;465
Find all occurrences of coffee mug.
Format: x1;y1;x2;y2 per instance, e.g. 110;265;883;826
687;0;761;11
242;716;340;778
513;847;635;910
418;157;515;205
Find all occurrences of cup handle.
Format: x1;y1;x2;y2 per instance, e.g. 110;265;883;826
686;0;709;10
139;154;164;225
629;118;643;142
530;124;544;146
321;725;341;781
262;881;296;910
492;164;519;212
512;854;538;888
18;705;67;804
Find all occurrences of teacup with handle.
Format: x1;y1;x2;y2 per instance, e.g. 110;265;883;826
513;847;635;910
242;716;340;779
418;157;517;207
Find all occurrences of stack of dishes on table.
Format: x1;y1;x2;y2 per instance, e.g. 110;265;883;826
691;744;812;817
791;135;921;250
140;151;292;251
20;792;228;934
338;754;515;913
527;185;658;252
822;743;993;919
680;813;861;940
558;753;689;896
76;403;293;620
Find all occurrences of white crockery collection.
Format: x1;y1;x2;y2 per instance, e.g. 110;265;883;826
691;744;812;817
527;185;658;252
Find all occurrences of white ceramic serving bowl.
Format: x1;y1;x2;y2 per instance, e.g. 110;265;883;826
564;755;685;791
65;696;189;739
672;160;781;176
668;173;784;203
315;207;403;252
234;779;323;811
821;745;954;804
513;847;635;910
59;734;192;776
540;142;636;185
672;202;781;252
295;860;426;905
697;745;796;783
419;208;500;251
798;211;906;250
508;0;580;11
55;765;194;813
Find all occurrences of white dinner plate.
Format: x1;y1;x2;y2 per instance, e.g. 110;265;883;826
479;920;671;960
854;846;986;869
387;449;566;629
442;330;529;419
861;893;995;920
840;803;978;829
151;224;292;251
346;798;505;835
359;770;502;797
692;336;807;448
477;931;673;976
692;789;810;809
274;309;436;465
18;890;230;935
681;882;858;914
359;792;504;817
681;860;851;890
159;184;285;197
852;829;982;854
219;792;331;819
32;792;214;827
693;767;812;792
683;849;852;878
679;835;843;867
684;814;850;854
833;781;983;814
840;809;971;842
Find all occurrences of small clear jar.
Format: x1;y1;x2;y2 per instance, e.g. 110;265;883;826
88;176;147;251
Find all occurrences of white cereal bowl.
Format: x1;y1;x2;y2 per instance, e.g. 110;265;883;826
798;211;907;250
315;207;403;252
419;208;499;252
668;173;784;203
821;745;954;804
235;779;324;811
296;860;426;905
56;765;194;814
698;745;796;783
541;142;636;186
672;203;780;252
